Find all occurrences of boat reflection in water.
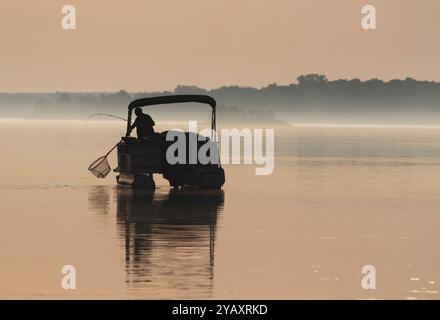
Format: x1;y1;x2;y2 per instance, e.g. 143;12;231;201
88;185;111;215
115;187;224;299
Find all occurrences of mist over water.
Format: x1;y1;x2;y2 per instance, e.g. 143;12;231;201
4;75;440;126
1;119;440;299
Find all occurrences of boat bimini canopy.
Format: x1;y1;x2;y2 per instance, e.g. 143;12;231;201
126;95;217;138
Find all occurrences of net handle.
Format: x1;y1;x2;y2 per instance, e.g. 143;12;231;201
104;140;122;158
88;139;121;171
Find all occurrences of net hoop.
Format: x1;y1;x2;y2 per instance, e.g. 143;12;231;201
88;156;111;178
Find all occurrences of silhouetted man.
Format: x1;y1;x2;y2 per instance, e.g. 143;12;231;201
130;107;155;138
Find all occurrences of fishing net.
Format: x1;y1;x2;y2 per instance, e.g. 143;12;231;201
88;156;111;178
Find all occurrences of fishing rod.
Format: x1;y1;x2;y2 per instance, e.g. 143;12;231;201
85;113;127;127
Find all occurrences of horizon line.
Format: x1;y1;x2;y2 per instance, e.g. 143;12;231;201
1;76;439;94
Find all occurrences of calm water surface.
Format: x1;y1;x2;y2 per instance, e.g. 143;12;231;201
1;120;440;299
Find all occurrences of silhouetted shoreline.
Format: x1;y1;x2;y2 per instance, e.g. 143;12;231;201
2;74;440;124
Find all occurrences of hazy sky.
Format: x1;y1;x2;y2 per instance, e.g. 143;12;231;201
1;0;439;92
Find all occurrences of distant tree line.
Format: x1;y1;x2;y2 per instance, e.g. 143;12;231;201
2;74;440;124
